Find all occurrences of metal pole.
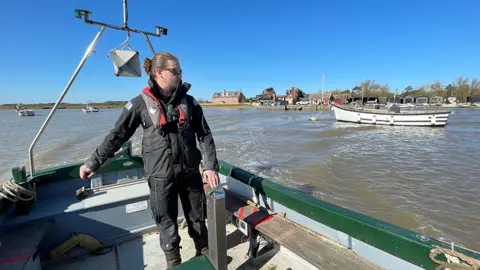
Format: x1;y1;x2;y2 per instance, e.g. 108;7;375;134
362;83;364;105
123;0;128;28
321;74;325;103
28;26;106;177
144;34;156;55
207;188;227;270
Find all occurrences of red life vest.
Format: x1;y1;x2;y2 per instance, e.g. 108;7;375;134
141;87;187;129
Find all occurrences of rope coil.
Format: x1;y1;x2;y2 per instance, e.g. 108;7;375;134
0;179;35;202
430;245;480;270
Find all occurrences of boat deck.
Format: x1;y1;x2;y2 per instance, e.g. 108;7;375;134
45;223;312;270
225;189;382;270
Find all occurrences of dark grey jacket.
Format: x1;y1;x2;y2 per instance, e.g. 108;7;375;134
84;82;219;180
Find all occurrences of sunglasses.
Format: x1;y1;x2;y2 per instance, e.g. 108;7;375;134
161;68;182;76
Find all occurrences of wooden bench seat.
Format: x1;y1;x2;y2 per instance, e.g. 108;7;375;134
224;190;381;270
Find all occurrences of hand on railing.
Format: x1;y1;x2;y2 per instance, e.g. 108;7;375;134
203;170;219;188
79;165;95;180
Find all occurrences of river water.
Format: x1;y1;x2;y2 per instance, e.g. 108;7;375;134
1;107;479;250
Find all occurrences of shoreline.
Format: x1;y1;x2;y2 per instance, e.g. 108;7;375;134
200;103;331;111
0;103;126;110
1;103;478;111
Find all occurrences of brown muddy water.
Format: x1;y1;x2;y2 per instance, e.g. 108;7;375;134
1;107;479;250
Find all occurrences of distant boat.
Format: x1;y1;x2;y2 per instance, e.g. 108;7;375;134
82;101;99;113
441;103;458;108
332;103;451;127
82;107;99;113
14;104;35;116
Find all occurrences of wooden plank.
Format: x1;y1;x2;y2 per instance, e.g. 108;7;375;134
256;216;382;270
225;191;381;270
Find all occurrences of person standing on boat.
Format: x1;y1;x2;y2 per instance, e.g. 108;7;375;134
79;52;220;268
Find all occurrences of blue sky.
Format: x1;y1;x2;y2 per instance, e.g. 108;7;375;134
1;0;479;104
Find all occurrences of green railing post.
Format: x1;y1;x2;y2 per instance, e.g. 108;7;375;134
11;166;27;183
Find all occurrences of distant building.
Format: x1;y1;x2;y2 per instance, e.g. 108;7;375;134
415;96;428;105
388;97;402;104
305;93;324;105
212;89;245;104
403;95;414;104
255;94;274;101
467;95;480;104
255;88;276;102
285;86;307;105
351;86;363;98
262;88;275;96
429;96;443;104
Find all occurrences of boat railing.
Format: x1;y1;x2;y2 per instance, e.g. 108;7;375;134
216;159;480;269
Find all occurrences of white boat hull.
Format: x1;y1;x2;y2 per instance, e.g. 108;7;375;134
441;103;458;108
17;109;35;116
82;108;99;113
332;104;451;126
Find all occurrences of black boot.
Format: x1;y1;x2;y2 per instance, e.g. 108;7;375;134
164;247;182;268
190;221;209;257
195;246;209;257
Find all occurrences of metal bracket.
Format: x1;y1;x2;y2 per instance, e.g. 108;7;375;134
247;226;259;260
238;219;248;236
155;26;168;36
74;9;92;20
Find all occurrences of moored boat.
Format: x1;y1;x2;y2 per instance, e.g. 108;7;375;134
82;107;99;113
332;103;452;127
82;101;99;113
14;104;35;116
17;109;35;116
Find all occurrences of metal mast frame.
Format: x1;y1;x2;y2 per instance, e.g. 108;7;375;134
28;0;168;177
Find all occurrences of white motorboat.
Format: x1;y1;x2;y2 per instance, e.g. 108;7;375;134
17;109;35;116
14;104;35;116
82;106;99;113
332;103;451;127
82;101;99;113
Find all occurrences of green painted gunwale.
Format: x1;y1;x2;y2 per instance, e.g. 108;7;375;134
2;143;478;269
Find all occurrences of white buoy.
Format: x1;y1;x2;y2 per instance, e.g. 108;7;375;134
310;111;322;121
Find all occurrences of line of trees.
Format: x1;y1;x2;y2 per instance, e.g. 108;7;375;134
318;77;480;102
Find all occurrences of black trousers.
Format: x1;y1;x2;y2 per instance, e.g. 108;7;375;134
148;172;208;252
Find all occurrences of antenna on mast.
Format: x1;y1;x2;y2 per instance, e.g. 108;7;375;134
74;0;168;55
